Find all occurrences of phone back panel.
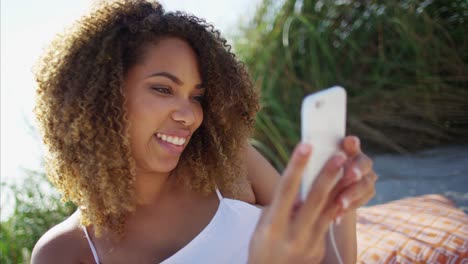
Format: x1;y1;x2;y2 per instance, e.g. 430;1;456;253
300;86;347;199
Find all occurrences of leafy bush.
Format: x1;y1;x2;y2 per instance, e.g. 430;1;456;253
0;169;75;264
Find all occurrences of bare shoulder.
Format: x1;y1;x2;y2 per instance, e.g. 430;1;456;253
244;143;281;206
223;143;281;206
31;211;90;264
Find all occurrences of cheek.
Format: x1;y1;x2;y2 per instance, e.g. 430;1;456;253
126;100;163;148
195;106;204;128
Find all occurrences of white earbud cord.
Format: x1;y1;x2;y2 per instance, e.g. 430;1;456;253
329;223;344;264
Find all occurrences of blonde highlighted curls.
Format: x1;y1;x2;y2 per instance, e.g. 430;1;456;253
34;0;259;238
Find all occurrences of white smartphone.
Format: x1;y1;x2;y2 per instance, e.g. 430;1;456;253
300;86;347;200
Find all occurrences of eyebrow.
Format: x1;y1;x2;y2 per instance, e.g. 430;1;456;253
146;71;204;89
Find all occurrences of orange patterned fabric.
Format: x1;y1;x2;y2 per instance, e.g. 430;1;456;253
357;195;468;263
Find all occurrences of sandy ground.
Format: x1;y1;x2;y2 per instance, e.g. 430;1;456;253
367;145;468;213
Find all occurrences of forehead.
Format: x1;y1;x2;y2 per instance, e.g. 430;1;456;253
131;37;201;79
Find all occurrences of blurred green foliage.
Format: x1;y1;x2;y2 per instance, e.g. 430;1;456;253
237;0;468;170
0;170;76;264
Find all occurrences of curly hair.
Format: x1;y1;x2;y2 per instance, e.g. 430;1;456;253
33;0;259;237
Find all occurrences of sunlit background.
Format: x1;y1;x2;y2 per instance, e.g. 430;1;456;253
1;0;262;220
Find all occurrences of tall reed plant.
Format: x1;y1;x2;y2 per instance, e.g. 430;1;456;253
236;0;467;170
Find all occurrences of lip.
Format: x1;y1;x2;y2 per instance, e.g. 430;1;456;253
156;129;191;138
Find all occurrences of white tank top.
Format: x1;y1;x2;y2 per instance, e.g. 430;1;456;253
82;188;261;263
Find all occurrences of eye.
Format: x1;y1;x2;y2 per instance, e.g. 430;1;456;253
151;86;171;94
193;95;205;104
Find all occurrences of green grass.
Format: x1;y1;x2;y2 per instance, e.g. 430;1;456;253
237;0;468;169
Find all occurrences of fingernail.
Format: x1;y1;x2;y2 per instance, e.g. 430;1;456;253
354;137;360;148
341;198;350;209
334;216;342;225
298;143;311;155
353;167;362;181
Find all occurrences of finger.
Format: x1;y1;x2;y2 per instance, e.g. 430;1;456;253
304;174;346;244
341;135;361;158
317;195;343;229
323;156;362;208
291;153;347;239
336;171;377;211
336;153;373;188
340;189;375;214
330;136;363;197
332;171;378;219
268;143;312;228
327;162;358;200
315;201;345;236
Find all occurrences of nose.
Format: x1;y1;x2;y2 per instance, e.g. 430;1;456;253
171;101;196;126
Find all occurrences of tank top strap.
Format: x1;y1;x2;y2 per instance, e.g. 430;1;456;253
82;226;100;264
215;186;223;201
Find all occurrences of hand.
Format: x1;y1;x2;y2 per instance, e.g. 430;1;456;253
248;143;347;264
332;136;378;222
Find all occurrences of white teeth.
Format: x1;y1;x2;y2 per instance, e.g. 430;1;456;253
156;133;186;146
178;137;186;145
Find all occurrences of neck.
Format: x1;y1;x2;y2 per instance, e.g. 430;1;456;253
134;169;178;205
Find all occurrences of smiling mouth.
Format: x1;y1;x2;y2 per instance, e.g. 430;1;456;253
155;133;187;146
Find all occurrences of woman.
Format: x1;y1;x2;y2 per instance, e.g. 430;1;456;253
31;1;376;263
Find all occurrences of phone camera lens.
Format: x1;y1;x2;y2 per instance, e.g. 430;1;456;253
315;100;323;108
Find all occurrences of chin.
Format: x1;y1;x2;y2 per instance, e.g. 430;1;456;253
152;158;181;173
